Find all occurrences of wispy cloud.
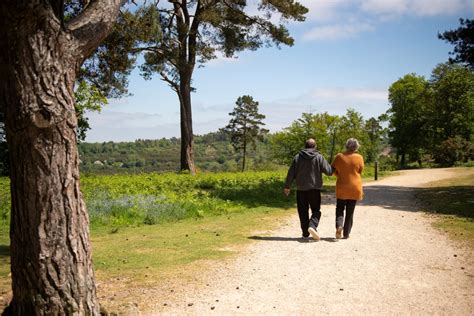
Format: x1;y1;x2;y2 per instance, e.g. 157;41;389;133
86;87;388;141
85;110;176;142
303;22;374;41
299;0;474;42
360;0;474;17
298;0;352;22
206;52;240;67
260;86;389;133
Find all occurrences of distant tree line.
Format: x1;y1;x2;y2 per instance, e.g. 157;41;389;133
77;131;278;174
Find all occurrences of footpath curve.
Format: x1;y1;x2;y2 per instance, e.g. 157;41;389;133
143;168;474;315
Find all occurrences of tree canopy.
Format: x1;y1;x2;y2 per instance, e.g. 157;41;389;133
135;0;308;174
384;63;474;166
386;74;429;166
223;95;268;172
270;109;376;165
439;18;474;71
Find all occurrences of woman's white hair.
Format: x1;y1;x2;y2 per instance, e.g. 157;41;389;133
345;138;360;152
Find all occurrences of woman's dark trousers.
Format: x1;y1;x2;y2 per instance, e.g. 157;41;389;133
336;199;357;237
296;190;321;237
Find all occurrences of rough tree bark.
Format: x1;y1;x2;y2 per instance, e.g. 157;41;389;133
178;74;196;175
0;1;124;314
174;1;198;175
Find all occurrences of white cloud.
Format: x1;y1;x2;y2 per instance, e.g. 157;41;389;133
303;23;374;41
206;52;240;67
84;110;173;141
309;87;388;102
298;0;351;22
360;0;474;17
298;0;474;42
260;87;389;133
85;87;389;141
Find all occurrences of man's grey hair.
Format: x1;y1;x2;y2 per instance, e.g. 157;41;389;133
305;138;316;149
345;138;360;152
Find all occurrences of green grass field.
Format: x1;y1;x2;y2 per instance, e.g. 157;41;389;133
416;169;474;248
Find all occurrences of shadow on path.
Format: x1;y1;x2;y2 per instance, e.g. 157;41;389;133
248;236;338;243
360;185;420;212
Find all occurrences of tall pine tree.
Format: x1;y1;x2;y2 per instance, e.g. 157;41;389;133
138;1;308;174
223;95;268;172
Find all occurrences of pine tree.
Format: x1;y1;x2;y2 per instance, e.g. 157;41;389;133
224;95;268;172
138;1;308;174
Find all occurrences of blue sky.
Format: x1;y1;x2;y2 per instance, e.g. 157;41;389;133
85;0;474;142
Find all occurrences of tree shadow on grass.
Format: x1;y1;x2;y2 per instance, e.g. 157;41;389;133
0;244;10;258
209;182;334;209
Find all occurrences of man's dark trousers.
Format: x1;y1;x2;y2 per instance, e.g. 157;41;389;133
336;199;357;237
296;190;321;237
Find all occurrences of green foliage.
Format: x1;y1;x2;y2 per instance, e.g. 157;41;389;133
433;136;473;166
78;6;149;99
386;73;429;166
0;112;7;176
135;1;308;172
139;1;308;83
82;171;294;227
75;81;108;142
222;95;268;171
77;132;280;174
438;18;474;71
364;117;385;163
384;63;473;167
270;109;377;165
428;63;474;144
0;177;9;224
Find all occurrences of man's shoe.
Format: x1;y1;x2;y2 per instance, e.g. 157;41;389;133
336;227;343;239
301;236;311;241
308;227;320;241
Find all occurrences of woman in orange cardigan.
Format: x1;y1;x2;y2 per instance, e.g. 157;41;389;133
331;138;364;239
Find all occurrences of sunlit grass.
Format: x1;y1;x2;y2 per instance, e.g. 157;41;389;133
416;168;474;248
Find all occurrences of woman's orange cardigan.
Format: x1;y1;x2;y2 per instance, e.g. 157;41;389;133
331;152;364;200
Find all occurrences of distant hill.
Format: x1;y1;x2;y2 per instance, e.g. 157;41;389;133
78;131;280;174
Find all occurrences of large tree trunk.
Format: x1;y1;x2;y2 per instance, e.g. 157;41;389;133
178;75;196;175
0;1;123;314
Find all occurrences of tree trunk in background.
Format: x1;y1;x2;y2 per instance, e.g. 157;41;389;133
179;74;196;175
0;1;123;313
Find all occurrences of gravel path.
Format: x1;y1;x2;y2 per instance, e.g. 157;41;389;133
125;168;474;315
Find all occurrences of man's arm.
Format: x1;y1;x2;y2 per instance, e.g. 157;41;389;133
320;156;333;176
284;157;297;195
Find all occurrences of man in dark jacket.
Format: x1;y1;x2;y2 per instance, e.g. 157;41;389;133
284;138;332;240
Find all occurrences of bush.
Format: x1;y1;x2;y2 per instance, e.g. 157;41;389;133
434;136;472;166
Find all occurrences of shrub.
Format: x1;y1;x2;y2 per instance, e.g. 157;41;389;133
434;136;472;166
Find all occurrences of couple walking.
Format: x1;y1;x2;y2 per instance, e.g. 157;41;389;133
284;138;364;240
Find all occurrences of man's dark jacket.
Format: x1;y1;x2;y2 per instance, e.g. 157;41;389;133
284;148;333;191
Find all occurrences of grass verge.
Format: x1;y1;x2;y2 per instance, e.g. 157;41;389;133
92;206;292;284
416;168;474;248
